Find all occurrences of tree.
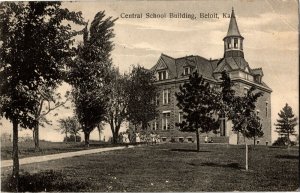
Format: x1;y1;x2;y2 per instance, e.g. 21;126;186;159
275;103;298;146
220;71;263;145
228;87;263;143
33;86;70;151
57;116;81;142
0;2;84;190
68;11;116;147
105;68;130;144
127;65;158;131
220;71;263;170
220;71;236;114
57;118;71;140
175;71;220;152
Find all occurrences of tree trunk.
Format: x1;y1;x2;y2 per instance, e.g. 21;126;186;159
111;124;120;144
12;119;19;192
74;134;77;142
84;132;90;147
196;129;200;152
98;128;101;141
253;136;256;149
33;123;40;151
112;130;118;144
245;143;248;171
65;130;68;143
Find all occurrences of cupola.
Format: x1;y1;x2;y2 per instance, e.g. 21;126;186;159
223;8;244;58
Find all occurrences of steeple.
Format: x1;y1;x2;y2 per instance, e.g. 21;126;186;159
226;8;242;37
223;8;244;58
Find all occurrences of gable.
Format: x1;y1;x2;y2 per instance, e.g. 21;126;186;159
223;64;232;71
156;58;168;71
244;66;250;73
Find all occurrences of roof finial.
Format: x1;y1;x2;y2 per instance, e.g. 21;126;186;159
231;7;235;18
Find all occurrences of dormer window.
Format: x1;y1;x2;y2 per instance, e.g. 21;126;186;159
158;70;168;80
184;67;190;75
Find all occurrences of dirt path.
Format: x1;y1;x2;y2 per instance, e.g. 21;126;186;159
1;145;134;168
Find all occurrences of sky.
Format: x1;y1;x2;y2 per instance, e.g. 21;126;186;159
1;0;298;142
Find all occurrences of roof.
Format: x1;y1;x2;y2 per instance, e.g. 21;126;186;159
225;8;243;38
151;54;219;79
251;68;264;76
213;56;250;73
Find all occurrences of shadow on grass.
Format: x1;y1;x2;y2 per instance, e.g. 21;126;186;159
1;170;90;192
199;162;242;169
171;149;210;153
275;155;299;160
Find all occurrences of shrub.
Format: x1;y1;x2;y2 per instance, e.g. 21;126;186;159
63;135;81;142
272;137;296;146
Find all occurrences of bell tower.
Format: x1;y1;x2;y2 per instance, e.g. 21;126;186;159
223;8;244;58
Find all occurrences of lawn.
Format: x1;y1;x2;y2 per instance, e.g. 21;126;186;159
1;143;299;192
1;140;127;160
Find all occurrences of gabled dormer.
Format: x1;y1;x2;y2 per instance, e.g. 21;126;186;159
151;54;176;81
156;58;168;80
252;68;264;83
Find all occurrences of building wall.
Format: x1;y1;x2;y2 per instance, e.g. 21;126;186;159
149;77;271;145
228;81;272;145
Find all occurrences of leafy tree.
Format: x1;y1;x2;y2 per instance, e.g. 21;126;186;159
220;71;236;114
57;116;81;142
275;103;298;145
175;71;220;152
33;86;70;151
127;65;158;131
0;2;84;190
57;118;71;140
229;88;263;143
68;11;116;147
105;68;130;144
220;71;264;144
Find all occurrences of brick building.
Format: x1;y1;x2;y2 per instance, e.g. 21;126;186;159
148;9;272;145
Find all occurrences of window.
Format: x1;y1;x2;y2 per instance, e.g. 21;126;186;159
163;89;170;104
240;39;243;50
152;121;157;130
179;137;184;143
227;38;231;49
155;93;159;105
234;38;238;48
179;112;184;123
243;87;249;96
162;113;170;130
265;101;268;117
184;67;190;75
158;71;167;80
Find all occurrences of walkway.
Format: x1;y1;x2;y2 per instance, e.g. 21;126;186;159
1;145;134;168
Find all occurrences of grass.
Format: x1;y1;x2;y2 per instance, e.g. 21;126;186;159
1;140;131;160
1;143;298;191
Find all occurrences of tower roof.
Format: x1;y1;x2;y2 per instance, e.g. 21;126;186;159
225;8;243;38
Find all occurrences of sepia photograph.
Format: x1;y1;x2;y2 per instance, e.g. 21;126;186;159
0;0;299;192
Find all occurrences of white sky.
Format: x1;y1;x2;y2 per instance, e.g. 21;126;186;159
1;0;298;142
